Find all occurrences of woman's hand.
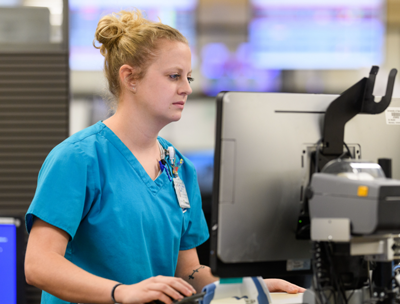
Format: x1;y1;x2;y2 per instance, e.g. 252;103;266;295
115;275;197;304
264;279;306;294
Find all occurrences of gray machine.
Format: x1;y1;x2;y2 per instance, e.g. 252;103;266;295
309;160;400;237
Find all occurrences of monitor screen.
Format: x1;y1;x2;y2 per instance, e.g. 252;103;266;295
0;218;19;304
69;0;198;71
249;0;385;69
210;91;400;278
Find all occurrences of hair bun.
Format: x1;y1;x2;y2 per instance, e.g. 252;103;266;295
94;16;125;54
94;10;149;54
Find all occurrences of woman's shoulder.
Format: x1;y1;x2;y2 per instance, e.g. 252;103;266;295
64;121;106;145
47;122;107;163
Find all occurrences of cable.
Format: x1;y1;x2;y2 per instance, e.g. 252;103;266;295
343;142;353;159
313;242;330;304
368;261;373;298
393;265;400;272
323;242;348;304
346;263;363;303
314;139;323;173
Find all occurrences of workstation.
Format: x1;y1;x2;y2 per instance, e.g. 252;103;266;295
1;1;400;304
210;68;400;304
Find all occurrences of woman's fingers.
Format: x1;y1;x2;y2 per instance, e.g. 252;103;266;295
147;290;176;304
148;283;186;301
116;276;197;304
152;276;196;296
116;282;176;304
264;278;306;294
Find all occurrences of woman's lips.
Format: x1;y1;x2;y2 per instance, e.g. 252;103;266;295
173;101;185;109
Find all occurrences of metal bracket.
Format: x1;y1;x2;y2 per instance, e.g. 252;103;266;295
311;218;351;242
321;66;397;157
351;235;396;262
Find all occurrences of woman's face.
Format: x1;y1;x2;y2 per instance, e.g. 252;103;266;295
134;39;193;126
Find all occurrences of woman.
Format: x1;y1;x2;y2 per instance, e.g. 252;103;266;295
24;10;304;304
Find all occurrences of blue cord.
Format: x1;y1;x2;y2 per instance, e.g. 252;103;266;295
159;160;172;181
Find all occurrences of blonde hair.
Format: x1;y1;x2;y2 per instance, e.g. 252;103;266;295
93;9;188;108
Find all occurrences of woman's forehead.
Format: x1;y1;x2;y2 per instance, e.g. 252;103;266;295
151;40;192;69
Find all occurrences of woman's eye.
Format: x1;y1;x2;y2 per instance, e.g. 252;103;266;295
170;74;180;80
187;77;194;84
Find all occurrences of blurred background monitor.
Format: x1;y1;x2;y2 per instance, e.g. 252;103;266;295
0;6;50;43
199;43;282;96
199;0;386;95
185;150;214;199
0;217;25;304
249;0;386;69
69;0;198;71
210;92;400;280
67;0;397;101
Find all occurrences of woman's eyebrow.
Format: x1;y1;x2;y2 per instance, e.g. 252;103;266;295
165;67;192;74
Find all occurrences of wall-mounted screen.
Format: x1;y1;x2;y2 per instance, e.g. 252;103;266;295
249;0;385;69
200;42;281;96
69;0;198;70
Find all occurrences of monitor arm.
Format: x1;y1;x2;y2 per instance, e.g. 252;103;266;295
320;66;397;167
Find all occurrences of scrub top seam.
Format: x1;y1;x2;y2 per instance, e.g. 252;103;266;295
71;141;96;202
65;123;106;146
58;125;105;198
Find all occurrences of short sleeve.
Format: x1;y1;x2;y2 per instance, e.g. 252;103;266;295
25;142;94;239
179;162;210;250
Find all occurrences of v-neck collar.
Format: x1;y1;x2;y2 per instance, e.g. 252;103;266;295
98;121;168;195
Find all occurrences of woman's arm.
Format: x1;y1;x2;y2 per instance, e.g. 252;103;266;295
175;248;218;293
175;248;306;294
25;219;196;304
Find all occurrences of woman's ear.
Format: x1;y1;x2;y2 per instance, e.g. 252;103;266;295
119;64;137;93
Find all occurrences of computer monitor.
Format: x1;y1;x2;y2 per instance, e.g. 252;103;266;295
210;91;400;279
0;217;25;304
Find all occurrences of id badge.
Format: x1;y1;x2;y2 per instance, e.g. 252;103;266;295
173;176;190;209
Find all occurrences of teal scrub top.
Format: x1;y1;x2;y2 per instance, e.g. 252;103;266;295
25;121;209;304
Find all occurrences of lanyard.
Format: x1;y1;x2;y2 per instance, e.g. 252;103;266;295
158;141;183;180
157;141;190;209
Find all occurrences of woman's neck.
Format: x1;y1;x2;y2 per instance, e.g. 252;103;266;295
103;108;161;153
